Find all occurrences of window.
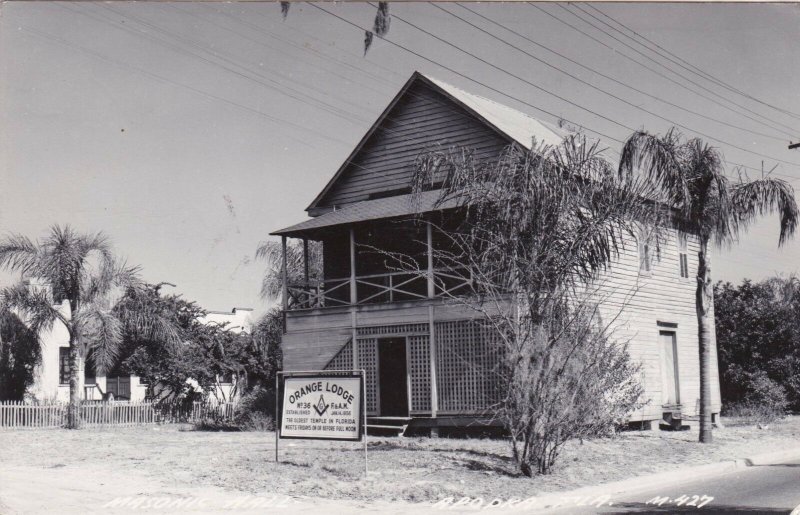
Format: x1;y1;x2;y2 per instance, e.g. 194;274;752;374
638;229;654;274
84;355;96;385
60;348;96;385
677;232;690;279
59;347;70;385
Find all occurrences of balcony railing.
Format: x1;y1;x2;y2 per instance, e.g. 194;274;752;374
286;267;474;311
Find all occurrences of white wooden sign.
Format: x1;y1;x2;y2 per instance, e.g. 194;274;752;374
278;373;364;441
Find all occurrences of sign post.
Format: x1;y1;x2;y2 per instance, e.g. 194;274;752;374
275;370;367;475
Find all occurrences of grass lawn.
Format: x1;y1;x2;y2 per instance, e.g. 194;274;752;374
1;416;798;504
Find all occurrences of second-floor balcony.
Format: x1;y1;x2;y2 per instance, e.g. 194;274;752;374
286;266;474;311
271;193;480;312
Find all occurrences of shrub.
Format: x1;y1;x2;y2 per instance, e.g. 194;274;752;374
498;302;646;476
194;415;241;432
723;374;788;427
233;385;276;431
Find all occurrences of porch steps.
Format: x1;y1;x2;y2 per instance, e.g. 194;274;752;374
659;407;690;431
366;416;411;437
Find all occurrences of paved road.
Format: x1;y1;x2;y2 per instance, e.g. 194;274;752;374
546;457;800;514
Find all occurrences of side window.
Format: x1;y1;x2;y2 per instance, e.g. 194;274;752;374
638;229;655;275
84;353;96;385
59;347;70;385
677;232;690;279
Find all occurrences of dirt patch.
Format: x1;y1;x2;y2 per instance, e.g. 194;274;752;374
0;417;798;506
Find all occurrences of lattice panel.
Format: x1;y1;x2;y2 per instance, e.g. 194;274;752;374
408;335;431;412
357;338;378;415
324;339;353;371
357;323;428;337
435;320;503;413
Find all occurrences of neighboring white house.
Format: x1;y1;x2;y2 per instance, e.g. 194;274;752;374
27;301;253;403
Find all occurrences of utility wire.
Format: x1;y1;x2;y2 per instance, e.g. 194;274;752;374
527;3;797;140
20;24;345;149
89;3;367;126
449;3;785;142
365;2;638;134
309;2;625;144
584;3;800;122
380;3;800;169
563;3;799;136
448;3;800;181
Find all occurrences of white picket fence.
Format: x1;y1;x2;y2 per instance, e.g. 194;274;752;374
0;400;237;429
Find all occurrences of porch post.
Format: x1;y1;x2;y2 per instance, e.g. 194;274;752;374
303;237;309;283
349;227;357;305
429;305;438;418
426;221;435;299
427;221;438;418
349;226;359;371
281;236;288;312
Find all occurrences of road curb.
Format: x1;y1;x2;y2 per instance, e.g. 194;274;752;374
524;444;800;512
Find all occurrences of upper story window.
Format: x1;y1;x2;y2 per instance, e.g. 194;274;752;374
638;229;656;275
677;232;690;279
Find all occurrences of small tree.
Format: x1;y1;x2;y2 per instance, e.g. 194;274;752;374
118;284;281;403
0;225;176;428
619;128;798;443
410;136;659;475
715;276;800;412
0;308;41;401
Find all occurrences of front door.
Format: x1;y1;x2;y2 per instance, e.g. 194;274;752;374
659;331;680;405
378;338;409;416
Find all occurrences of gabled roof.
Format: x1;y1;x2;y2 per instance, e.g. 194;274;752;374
305;71;568;213
423;75;568;150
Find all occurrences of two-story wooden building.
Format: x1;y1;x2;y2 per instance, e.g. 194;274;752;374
272;72;722;435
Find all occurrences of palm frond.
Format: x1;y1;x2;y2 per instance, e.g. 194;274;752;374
731;177;799;246
76;305;122;374
256;239;322;301
0;283;60;335
0;234;41;276
618;129;691;213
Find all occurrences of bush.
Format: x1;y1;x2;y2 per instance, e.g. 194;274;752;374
194;416;241;432
724;374;788;427
233;386;275;431
498;302;645;476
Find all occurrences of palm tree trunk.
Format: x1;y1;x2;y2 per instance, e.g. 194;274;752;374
696;237;713;443
66;340;82;429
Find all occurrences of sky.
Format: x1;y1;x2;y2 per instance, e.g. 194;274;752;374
1;2;799;315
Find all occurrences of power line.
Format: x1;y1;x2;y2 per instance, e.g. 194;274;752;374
584;3;800;122
308;2;626;144
89;3;367;126
20;23;345;149
365;2;640;136
444;5;799;182
563;3;800;136
310;3;795;182
380;3;800;169
527;3;797;140
449;3;785;142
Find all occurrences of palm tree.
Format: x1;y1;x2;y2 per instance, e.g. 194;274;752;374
255;239;322;303
0;225;177;428
619;129;799;443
